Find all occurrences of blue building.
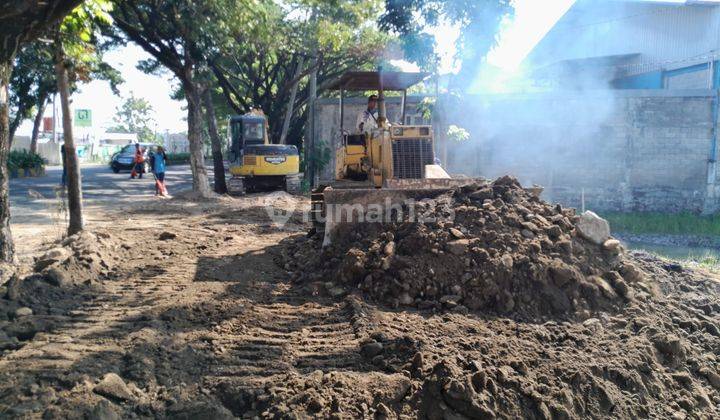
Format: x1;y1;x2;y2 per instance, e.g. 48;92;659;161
526;0;720;90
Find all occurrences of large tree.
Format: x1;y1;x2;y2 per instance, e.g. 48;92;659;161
202;88;227;194
210;0;388;148
54;0;117;235
0;0;84;262
112;0;263;197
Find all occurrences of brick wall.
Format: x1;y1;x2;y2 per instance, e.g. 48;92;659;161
444;90;717;213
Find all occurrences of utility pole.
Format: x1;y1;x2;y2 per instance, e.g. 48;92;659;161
307;59;317;186
304;8;318;187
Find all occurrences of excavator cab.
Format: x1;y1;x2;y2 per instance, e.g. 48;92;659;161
228;115;267;163
227;112;301;194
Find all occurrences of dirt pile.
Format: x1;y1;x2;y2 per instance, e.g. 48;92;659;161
285;176;645;319
215;258;720;419
0;230;127;353
32;230;125;287
407;251;720;419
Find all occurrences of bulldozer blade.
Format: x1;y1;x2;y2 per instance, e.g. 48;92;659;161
320;180;475;246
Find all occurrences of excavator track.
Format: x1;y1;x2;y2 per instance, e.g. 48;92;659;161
227;176;245;196
284;175;302;195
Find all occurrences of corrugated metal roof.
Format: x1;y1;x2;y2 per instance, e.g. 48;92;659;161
526;0;720;69
327;71;429;91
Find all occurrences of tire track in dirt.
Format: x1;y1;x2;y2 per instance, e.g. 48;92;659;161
202;287;372;394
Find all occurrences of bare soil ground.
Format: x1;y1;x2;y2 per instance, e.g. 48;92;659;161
0;191;718;419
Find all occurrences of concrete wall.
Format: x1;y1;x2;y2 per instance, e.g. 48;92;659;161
444;89;718;213
11;136;63;165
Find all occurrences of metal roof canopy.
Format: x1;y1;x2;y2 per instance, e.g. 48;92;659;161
328;71;430;91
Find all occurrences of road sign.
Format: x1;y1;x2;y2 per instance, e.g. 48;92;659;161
74;109;92;127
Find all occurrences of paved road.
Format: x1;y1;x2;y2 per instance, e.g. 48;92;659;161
7;163;214;257
8;163;209;230
10;164;198;204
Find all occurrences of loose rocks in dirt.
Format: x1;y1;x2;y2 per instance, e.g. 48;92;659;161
34;230;124;287
0;230;127;354
283;176;645;320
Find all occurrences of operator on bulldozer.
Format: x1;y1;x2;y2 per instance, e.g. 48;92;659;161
356;94;378;133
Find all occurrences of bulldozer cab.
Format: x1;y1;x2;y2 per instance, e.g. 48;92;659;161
327;70;437;185
329;70;429;135
228;114;269;163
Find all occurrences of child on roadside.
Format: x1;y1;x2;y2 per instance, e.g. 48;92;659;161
150;146;169;197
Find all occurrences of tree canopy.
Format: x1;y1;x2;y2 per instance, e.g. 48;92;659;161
380;0;512;81
210;0;389;146
0;0;84;61
8;2;121;145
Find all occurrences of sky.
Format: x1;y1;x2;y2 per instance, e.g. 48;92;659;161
17;0;577;138
16;45;186;138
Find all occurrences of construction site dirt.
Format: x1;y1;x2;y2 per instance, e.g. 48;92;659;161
0;183;719;419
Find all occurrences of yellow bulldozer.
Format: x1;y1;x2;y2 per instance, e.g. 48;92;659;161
226;110;301;194
311;70;471;245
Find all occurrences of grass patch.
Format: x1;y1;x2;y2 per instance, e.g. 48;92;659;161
677;252;720;272
602;212;720;236
695;253;720;271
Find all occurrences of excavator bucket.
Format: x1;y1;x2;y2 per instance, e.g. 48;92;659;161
312;177;476;246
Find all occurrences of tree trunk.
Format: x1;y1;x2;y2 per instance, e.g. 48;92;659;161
202;89;227;194
30;94;47;154
184;79;211;197
0;60;15;262
55;44;83;235
9;114;20;147
280;56;304;145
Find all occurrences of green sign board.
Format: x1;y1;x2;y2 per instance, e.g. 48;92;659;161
74;109;92;127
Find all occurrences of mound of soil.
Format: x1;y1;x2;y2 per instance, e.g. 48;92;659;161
0;230;128;353
33;230;126;287
284;176;645;319
218;258;720;419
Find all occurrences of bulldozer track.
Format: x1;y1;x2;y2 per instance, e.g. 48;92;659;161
202;290;371;392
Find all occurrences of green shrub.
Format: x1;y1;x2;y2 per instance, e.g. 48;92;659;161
602;212;720;236
7;150;45;170
166;152;190;165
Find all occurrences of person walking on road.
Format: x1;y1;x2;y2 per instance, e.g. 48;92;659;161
150;146;169;197
130;143;145;179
